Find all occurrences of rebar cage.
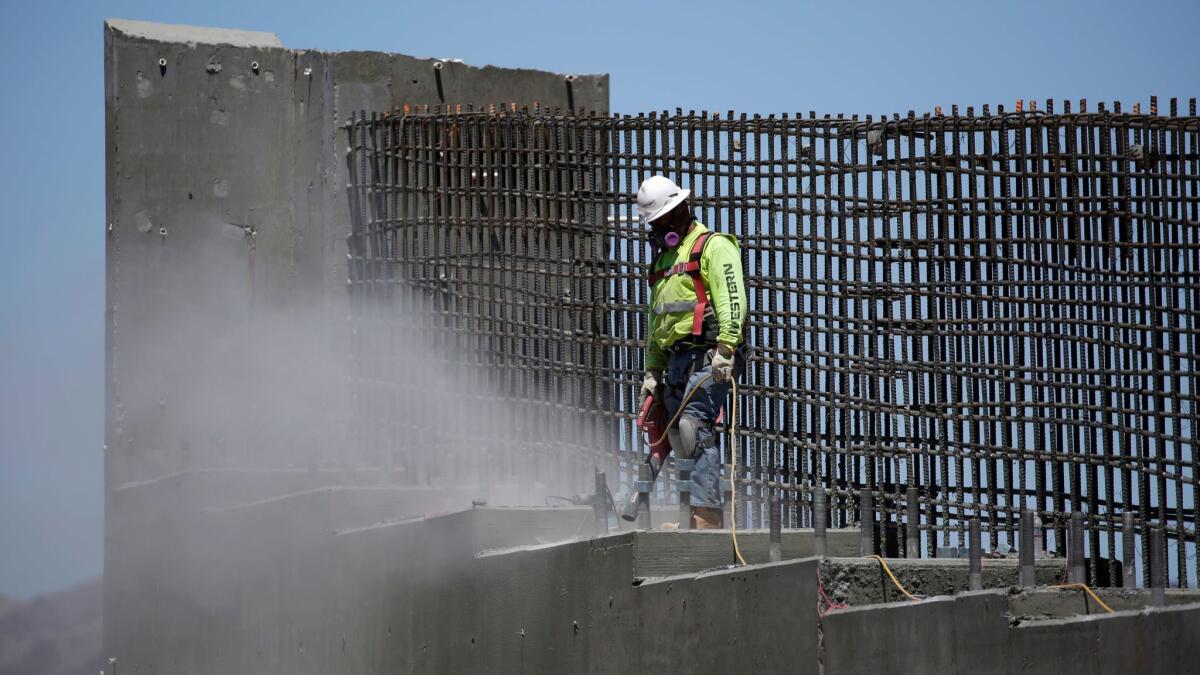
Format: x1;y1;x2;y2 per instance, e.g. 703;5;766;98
346;99;1200;587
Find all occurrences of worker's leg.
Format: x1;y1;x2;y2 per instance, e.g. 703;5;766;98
664;348;730;522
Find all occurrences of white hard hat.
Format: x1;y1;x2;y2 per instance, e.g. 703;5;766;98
636;175;690;225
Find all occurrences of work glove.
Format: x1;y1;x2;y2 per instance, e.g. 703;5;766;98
709;344;736;384
638;370;662;412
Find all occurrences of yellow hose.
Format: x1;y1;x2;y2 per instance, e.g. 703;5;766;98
869;555;920;601
730;378;748;565
1053;583;1116;614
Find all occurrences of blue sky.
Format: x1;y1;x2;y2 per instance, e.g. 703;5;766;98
1;0;1197;599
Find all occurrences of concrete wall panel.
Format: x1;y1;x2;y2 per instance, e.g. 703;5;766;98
687;559;819;673
821;590;1010;675
103;19;609;666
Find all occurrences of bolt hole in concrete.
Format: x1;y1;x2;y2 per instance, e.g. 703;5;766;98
157;57;166;75
158;227;167;237
251;61;260;73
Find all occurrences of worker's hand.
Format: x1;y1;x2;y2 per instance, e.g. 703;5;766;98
709;344;735;383
638;370;662;411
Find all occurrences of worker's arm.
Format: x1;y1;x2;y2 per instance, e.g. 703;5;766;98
701;236;745;348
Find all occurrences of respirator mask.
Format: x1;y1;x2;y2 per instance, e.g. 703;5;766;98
654;226;681;248
651;217;686;249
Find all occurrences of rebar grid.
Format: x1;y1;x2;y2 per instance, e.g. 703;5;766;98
346;100;1200;587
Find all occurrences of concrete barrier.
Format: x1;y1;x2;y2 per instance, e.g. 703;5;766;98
823;591;1200;675
1010;603;1200;675
105;497;1200;674
821;590;1011;675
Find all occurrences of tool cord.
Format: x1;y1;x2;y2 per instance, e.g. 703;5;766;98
729;379;748;565
640;370;747;565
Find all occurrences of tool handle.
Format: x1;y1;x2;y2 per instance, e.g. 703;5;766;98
636;395;654;428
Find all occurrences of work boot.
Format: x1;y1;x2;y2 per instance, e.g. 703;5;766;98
691;506;723;530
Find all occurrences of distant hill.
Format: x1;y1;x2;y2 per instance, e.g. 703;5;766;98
0;579;101;675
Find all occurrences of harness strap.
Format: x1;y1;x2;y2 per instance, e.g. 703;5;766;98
647;232;715;338
647;260;699;286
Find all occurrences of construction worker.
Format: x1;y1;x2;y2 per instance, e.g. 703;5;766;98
635;175;746;529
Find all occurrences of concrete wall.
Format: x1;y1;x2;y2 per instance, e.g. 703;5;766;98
103;18;607;663
105;494;1200;674
104;17;607;485
822;590;1013;674
637;559;818;674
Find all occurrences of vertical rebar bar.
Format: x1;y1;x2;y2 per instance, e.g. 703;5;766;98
1151;527;1165;607
814;486;827;558
969;518;983;591
860;489;874;556
594;470;609;535
1147;526;1166;605
769;493;782;563
906;486;920;559
1069;512;1085;584
1122;512;1136;588
1020;510;1035;587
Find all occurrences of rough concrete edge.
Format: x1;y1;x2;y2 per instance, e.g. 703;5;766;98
104;19;608;88
203;485;473;515
635;556;820;587
473;505;593;513
821;593;957;615
692;556;820;581
1013;599;1200;626
821;556;1067;567
334;507;476;536
475;530;633;559
110;466;352;492
331;50;606;82
106;18;283;48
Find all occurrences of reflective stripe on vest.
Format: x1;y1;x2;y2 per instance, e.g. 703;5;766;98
654;300;697;314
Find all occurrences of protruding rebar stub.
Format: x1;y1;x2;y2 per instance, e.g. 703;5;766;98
968;518;983;591
1150;527;1166;607
593;469;609;536
859;489;874;557
769;493;782;563
1122;512;1136;589
905;486;920;559
1068;512;1085;585
1020;510;1036;587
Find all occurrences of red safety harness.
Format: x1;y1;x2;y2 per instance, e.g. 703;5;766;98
647;231;715;337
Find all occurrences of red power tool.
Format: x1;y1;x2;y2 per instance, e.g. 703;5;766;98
620;395;672;521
